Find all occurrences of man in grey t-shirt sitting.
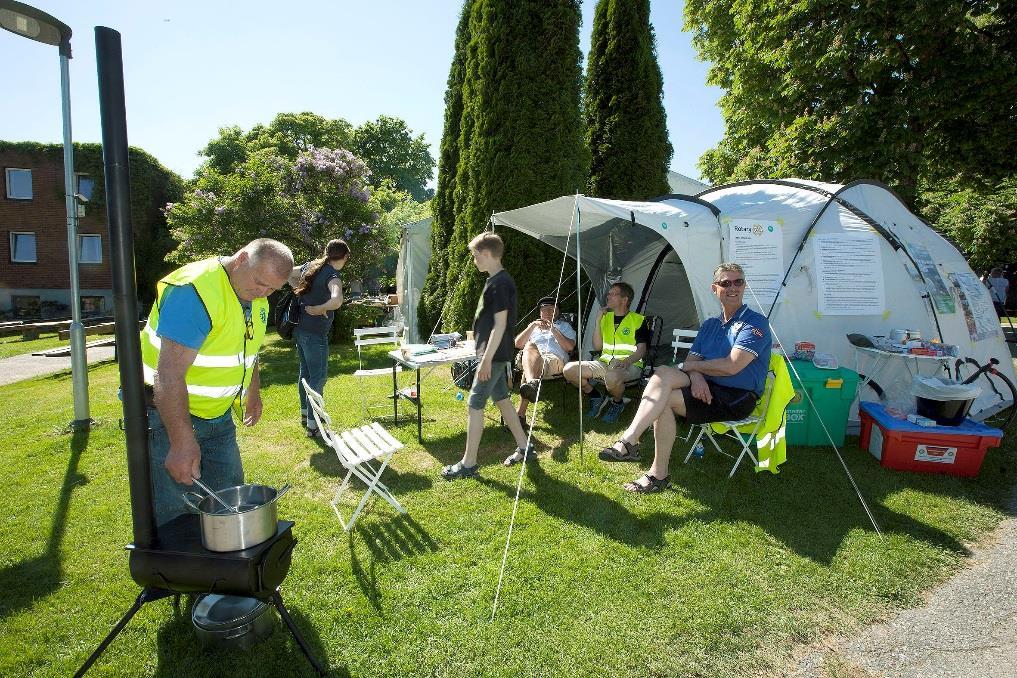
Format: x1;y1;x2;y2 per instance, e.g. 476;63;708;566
513;296;575;426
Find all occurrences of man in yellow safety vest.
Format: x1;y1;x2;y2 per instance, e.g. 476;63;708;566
563;281;651;424
140;238;294;526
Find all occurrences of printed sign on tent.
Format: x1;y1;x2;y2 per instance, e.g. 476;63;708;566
814;233;885;315
728;218;783;309
950;271;1002;342
907;242;956;314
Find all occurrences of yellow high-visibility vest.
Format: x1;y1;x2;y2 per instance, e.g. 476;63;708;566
140;258;268;419
600;311;645;368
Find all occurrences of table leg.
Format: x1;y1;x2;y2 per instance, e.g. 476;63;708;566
416;367;423;443
392;360;398;424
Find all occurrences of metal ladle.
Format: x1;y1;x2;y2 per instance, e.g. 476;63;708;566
191;476;240;514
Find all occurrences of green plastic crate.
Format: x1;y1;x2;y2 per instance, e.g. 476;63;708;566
785;359;859;446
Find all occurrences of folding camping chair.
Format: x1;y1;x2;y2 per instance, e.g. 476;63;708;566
353;324;403;420
303;378;406;530
682;352;788;477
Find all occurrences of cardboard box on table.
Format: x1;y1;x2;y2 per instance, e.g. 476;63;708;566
858;401;1002;476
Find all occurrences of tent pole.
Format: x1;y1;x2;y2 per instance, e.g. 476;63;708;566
575;199;583;459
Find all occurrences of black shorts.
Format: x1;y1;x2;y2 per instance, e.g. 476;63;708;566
681;382;758;424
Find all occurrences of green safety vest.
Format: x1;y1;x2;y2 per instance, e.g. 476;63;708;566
600;311;645;368
140;258;268;419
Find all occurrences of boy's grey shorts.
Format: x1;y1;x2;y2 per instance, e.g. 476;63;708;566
468;361;512;410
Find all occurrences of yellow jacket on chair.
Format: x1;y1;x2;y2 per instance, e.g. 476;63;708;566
711;352;794;473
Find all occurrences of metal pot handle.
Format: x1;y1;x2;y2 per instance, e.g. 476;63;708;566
181;491;205;513
269;483;291;504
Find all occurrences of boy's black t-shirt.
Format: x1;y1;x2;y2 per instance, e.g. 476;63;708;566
473;269;517;362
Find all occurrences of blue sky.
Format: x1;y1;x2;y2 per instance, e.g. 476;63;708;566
1;1;723;184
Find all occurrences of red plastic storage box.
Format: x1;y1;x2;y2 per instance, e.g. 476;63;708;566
858;402;1002;476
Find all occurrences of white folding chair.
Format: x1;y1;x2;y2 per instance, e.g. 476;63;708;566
353;324;403;420
303;378;407;530
682;357;779;477
671;328;698;361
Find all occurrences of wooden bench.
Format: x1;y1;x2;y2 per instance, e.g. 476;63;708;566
57;320;143;340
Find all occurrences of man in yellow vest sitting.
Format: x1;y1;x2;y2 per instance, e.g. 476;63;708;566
140;238;294;526
563;281;651;424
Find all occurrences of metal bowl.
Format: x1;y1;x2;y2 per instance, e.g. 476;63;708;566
192;594;275;650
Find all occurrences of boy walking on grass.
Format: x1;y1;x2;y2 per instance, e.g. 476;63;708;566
442;233;535;480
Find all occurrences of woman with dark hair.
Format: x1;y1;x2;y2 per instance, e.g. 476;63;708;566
291;239;349;437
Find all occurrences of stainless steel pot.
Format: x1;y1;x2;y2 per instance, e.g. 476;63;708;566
192;593;275;649
182;483;290;552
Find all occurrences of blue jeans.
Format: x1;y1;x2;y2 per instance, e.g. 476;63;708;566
295;328;330;430
148;407;243;527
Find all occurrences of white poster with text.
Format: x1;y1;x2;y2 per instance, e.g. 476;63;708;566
728;219;783;309
814;233;885;315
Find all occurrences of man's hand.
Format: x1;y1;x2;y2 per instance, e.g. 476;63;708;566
165;438;201;484
477;359;492;382
243;389;263;426
689;371;712;404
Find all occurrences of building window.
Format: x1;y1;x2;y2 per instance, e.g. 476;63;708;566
5;168;32;200
12;296;40;319
80;295;104;317
79;234;103;264
10;232;37;263
75;173;95;217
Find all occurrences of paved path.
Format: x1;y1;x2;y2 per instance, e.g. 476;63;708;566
799;484;1017;677
0;345;116;386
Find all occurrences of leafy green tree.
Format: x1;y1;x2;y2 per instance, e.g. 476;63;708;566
198;112;433;202
919;175;1017;272
584;0;672;200
685;0;1017;205
425;0;590;333
419;0;473;336
352;116;435;201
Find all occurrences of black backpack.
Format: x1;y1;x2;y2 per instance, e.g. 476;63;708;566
275;290;300;340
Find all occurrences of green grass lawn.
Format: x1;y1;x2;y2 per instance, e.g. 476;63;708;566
1;337;1014;677
0;333;67;360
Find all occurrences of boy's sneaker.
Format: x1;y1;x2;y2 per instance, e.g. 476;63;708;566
585;394;607;419
600;399;626;423
441;461;479;480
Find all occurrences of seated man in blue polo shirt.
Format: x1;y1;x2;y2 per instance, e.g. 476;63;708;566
598;263;771;493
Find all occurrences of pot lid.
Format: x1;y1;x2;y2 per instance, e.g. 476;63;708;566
192;594;270;631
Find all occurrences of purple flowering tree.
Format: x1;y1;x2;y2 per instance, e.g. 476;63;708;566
166;145;386;279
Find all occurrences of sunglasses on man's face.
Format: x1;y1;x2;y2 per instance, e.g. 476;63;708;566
713;278;745;288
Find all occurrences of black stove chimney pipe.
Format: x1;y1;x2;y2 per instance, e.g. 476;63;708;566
96;26;156;549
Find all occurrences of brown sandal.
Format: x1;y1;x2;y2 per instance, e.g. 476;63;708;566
599;439;640;462
622;474;671;493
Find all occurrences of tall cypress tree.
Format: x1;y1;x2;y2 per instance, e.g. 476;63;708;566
438;0;590;332
419;1;473;336
584;0;672;200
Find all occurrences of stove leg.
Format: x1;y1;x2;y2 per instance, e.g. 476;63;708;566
75;587;175;677
270;589;329;676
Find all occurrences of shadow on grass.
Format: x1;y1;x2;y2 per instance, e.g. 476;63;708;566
667;438;977;564
349;514;440;613
152;595;344;677
0;427;88;621
481;461;710;549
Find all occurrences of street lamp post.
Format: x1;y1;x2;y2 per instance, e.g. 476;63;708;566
1;0;90;429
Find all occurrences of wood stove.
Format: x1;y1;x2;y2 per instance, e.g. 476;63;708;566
77;27;326;677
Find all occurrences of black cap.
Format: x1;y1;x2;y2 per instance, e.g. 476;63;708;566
538;296;556;307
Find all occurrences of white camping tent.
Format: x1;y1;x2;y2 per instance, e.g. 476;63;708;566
395;217;432;343
491;180;1016;424
667;170;709;195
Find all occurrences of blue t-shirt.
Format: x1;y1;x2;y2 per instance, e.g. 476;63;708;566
156;283;251;350
689;304;771;394
156;284;211;350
